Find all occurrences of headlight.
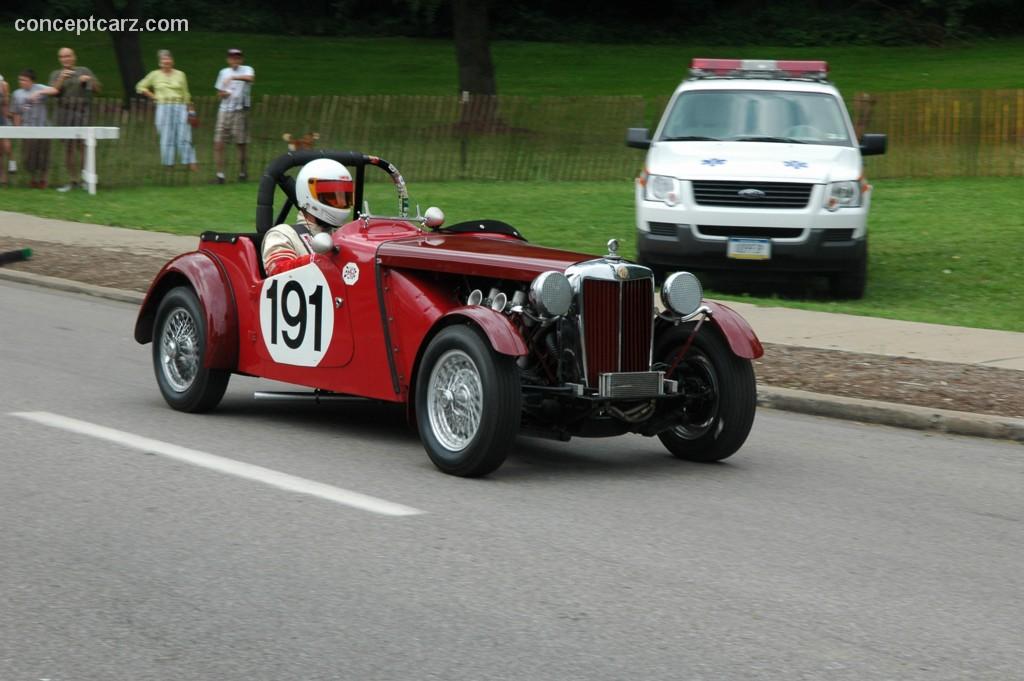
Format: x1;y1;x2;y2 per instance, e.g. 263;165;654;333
529;271;573;317
661;271;703;317
644;174;680;207
824;181;861;211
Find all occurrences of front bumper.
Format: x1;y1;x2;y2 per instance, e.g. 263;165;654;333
635;182;870;274
638;224;866;274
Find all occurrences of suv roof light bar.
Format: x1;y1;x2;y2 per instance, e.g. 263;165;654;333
689;58;829;81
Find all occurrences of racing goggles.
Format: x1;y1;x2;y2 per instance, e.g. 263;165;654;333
308;177;354;210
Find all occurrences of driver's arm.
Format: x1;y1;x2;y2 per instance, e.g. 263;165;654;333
262;225;313;276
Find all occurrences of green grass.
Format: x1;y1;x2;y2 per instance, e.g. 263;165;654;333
0;177;1020;331
3;26;1023;99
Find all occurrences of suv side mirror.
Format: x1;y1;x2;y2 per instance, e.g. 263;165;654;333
860;133;887;156
626;128;652;150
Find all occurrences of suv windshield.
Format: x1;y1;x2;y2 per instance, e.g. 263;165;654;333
659;90;852;147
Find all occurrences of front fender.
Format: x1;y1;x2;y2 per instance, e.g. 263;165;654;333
704;300;764;359
134;251;239;370
438;305;529;357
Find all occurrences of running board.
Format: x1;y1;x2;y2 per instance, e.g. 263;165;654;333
253;391;371;403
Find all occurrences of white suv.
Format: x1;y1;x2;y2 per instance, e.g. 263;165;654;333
627;58;886;298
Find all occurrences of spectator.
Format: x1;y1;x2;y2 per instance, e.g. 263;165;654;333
0;73;10;186
213;48;255;184
135;50;197;171
45;47;101;192
11;69;51;189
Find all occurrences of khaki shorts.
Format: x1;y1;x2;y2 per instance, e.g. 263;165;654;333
214;110;249;144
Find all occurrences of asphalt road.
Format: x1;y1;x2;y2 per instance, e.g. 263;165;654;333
1;281;1022;681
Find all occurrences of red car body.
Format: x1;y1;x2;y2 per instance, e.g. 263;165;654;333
136;151;763;476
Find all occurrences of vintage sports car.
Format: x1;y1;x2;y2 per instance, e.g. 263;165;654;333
135;151;764;477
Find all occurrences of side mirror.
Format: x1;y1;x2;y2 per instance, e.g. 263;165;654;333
311;231;336;255
424;206;445;229
860;133;887;156
626;127;652;150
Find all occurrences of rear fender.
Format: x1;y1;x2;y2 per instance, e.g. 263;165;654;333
704;300;764;359
134;251;239;370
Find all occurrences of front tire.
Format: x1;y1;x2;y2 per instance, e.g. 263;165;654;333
655;324;756;462
152;286;230;413
415;325;521;477
829;240;868;299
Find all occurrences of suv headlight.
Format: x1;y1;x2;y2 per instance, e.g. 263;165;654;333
644;174;681;207
824;181;861;211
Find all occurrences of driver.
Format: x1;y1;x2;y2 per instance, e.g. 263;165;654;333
262;158;353;276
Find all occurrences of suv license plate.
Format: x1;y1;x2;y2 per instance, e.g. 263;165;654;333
727;238;771;260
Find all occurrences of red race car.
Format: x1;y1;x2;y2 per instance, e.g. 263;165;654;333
135;151;764;477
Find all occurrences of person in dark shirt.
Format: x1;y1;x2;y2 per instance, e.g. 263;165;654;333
42;47;101;192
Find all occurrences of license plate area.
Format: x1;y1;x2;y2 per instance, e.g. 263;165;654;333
727;238;772;260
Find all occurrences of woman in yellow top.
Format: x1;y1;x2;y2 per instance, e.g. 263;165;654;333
136;50;197;170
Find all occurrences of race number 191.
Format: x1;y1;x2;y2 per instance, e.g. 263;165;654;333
265;279;323;351
259;265;334;366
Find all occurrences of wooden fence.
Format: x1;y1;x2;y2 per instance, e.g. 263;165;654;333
67;95;649;187
853;89;1024;178
9;91;1024;187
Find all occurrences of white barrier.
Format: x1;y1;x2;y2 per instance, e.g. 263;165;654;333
0;126;120;195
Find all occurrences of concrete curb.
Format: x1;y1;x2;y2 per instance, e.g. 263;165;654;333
3;267;1021;444
0;268;144;305
758;386;1024;444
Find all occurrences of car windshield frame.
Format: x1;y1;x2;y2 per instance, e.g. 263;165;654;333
657;89;854;147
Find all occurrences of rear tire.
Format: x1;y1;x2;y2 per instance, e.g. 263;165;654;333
415;325;521;477
152;286;230;413
655;324;756;462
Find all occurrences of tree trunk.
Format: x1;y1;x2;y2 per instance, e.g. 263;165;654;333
93;0;146;106
452;0;499;128
452;0;496;96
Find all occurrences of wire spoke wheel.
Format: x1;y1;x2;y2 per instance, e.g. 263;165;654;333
151;287;230;413
427;349;484;452
159;308;200;393
415;325;520;477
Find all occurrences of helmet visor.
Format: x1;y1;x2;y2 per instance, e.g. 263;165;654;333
308;178;353;210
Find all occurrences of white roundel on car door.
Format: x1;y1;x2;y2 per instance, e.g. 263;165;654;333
259;264;335;366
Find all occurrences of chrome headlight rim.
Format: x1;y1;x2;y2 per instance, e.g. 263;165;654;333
661;271;704;318
529;271;573;317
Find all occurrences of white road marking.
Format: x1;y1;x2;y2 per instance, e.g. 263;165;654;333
10;411;425;517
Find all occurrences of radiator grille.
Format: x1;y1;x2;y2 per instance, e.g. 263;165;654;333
581;278;653;385
692;180;813;208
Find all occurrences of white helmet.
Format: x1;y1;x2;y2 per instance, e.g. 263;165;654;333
295;159;354;228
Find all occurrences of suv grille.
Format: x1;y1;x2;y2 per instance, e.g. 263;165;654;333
697;225;804;239
692;181;813;209
581;278;653;386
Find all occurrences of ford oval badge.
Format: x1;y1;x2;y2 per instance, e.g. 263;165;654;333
738;188;766;199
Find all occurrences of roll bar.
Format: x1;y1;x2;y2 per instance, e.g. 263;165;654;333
256;150;410;233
